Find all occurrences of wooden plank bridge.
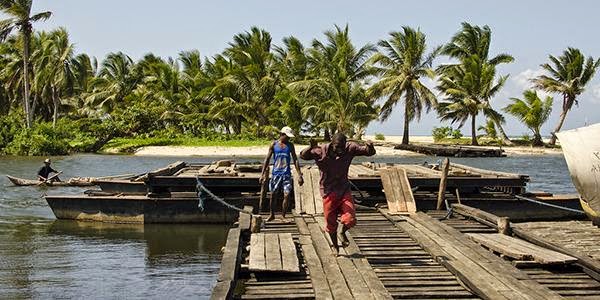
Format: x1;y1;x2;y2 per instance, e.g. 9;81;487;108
209;164;600;299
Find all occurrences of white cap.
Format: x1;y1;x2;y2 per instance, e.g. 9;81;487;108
44;158;51;163
280;126;295;138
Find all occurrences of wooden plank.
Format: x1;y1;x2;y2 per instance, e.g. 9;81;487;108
239;206;253;232
298;235;333;299
311;168;323;214
390;168;407;212
396;168;416;213
248;233;266;271
491;233;577;264
293;213;310;236
467;233;532;260
217;228;241;282
301;167;316;215
265;233;282;271
211;227;242;300
306;220;353;299
379;169;399;212
409;213;563;300
279;233;300;273
336;256;372;298
292;169;303;214
436;158;450;210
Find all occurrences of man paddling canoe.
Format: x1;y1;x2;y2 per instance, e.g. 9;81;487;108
38;158;61;182
300;133;375;255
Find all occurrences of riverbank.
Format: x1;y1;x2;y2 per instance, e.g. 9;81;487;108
132;145;423;157
129;136;562;157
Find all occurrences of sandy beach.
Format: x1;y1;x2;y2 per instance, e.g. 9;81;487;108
133;144;424;157
132;135;562;157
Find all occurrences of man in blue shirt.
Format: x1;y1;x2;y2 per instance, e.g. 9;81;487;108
260;127;304;221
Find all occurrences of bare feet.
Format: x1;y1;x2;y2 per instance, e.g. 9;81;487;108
266;214;275;222
331;246;339;256
340;231;350;248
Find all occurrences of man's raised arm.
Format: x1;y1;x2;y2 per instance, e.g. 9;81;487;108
300;139;319;160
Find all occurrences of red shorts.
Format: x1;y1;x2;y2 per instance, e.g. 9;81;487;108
322;192;356;233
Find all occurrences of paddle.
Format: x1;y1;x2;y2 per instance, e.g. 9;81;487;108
38;171;63;186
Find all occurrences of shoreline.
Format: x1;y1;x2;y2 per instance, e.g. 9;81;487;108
131;144;563;157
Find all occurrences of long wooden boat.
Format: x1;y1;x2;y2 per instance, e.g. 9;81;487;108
556;123;600;224
43;160;584;224
6;175;95;187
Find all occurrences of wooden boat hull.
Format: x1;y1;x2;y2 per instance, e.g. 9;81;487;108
6;175;95;187
45;194;257;224
557;123;600;223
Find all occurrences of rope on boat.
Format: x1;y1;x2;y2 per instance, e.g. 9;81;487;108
349;180;365;204
196;176;257;217
514;195;586;214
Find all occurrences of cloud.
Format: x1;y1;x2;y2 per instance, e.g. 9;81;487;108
590;85;600;104
512;69;552;99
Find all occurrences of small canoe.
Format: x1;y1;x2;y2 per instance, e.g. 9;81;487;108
6;175;95;187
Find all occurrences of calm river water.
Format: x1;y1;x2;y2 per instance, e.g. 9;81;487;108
0;153;576;299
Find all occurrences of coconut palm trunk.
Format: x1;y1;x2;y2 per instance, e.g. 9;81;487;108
471;114;478;146
493;120;513;145
52;86;59;127
22;26;32;128
549;109;568;145
402;103;410;145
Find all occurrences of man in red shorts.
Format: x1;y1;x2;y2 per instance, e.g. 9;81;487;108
300;133;376;255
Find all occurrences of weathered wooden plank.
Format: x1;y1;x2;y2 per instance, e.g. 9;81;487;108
467;233;533;260
265;233;282;271
490;233;577;264
311;168;323;214
436;158;450;210
279;233;300;273
410;213;564;300
298;235;333;299
391;168;408;212
239;206;253;232
306;220;353;299
336;256;372;299
301;168;316;215
211;227;242;300
379;169;398;212
248;233;266;271
292;169;303;214
396;168;416;213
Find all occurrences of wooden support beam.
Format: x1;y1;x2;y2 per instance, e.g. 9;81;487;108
436;158;450;210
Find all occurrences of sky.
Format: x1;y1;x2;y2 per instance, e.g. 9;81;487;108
25;0;600;136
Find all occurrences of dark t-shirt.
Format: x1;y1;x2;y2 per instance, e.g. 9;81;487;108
303;142;374;198
38;166;57;178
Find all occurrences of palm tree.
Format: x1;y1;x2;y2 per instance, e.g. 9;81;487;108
368;27;439;144
86;52;141;112
289;25;378;137
437;55;507;145
503;90;552;146
35;28;74;126
532;48;600;145
274;36;309;135
440;22;514;145
478;119;497;140
0;0;51;127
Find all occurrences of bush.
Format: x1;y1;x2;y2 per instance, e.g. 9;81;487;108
450;129;463;139
432;126;452;142
0;111;25;150
374;133;385;141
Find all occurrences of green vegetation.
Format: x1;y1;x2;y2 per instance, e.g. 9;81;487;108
436;23;513;146
368;27;438;145
532;48;600;145
374;133;385;141
1;2;599;155
503;90;553;146
101;137;271;153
